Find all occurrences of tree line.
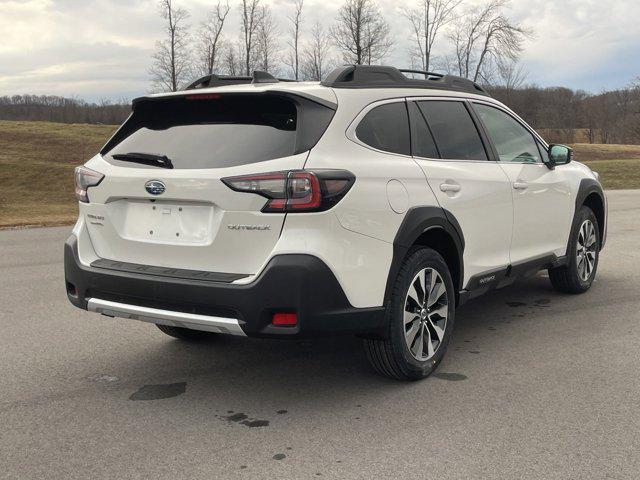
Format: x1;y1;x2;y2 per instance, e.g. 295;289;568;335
0;95;130;125
2;84;639;145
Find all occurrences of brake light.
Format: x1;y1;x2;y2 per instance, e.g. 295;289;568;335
74;166;104;203
222;170;354;213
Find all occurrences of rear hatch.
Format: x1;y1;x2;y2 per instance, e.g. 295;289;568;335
83;91;335;277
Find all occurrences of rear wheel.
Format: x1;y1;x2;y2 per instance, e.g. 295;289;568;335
549;206;600;294
155;324;218;341
364;248;455;381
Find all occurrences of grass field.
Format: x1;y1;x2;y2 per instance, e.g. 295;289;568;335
0;121;117;227
0;120;638;228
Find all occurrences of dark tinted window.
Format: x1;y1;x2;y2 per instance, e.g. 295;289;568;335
103;94;334;169
418;101;487;160
356;102;410;155
474;104;541;163
408;102;439;158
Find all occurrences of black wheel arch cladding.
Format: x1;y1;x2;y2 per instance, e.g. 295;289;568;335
384;206;465;305
573;178;606;252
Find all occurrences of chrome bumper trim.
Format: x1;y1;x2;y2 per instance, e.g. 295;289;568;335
86;298;246;336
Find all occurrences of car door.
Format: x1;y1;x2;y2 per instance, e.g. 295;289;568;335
471;101;574;264
408;98;514;288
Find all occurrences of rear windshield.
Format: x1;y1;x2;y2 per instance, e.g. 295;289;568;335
102;93;334;169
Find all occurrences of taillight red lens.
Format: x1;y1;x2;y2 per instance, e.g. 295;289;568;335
222;170;354;213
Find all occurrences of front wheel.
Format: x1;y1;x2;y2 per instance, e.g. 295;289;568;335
549;205;600;294
364;248;456;381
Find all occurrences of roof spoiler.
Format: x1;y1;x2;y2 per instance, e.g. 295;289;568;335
185;70;295;90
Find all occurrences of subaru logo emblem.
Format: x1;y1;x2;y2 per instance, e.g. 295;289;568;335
145;180;166;195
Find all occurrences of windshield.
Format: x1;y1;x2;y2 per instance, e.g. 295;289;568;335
102;93;334;169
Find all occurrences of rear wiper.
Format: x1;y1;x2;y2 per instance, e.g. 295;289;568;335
111;152;174;169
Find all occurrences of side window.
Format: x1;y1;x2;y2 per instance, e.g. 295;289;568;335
355;102;410;155
473;103;541;163
417;101;488;161
408;101;439;158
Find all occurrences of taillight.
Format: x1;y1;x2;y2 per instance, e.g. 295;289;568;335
222;170;355;213
74;166;104;203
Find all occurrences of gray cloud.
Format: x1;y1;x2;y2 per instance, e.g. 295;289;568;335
0;0;638;101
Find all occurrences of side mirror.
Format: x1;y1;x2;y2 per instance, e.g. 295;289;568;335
547;144;573;168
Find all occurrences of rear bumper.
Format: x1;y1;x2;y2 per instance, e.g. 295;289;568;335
64;235;386;338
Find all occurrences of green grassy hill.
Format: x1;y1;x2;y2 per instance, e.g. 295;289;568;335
0;121;116;227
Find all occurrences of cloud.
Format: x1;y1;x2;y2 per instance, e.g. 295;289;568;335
0;0;638;101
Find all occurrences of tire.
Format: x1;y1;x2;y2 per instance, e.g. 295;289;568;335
364;248;456;381
155;324;218;341
549;205;600;294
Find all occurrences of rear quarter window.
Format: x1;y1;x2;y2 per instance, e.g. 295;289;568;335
355;102;410;156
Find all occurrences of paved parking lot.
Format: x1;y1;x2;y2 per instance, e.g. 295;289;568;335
1;190;639;479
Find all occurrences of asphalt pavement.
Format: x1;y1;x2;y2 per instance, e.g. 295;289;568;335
1;190;639;479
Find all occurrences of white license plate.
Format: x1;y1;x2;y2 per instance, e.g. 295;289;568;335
121;201;215;245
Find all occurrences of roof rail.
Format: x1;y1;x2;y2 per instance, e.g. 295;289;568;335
321;65;489;96
185;70;294;90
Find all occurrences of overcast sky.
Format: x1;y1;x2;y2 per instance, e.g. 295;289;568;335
1;0;639;102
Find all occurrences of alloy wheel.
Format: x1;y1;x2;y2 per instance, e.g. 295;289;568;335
576;219;597;282
403;267;448;361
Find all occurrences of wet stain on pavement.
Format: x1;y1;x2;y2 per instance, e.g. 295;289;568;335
506;301;527;307
535;298;551;305
223;412;269;427
241;419;269;428
226;412;248;422
129;382;186;401
273;454;286;460
434;372;468;381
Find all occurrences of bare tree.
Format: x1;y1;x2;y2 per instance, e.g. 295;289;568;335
449;0;531;82
331;0;393;65
301;22;334;80
495;58;527;89
149;0;191;92
223;41;244;75
284;0;304;79
240;0;263;75
403;0;461;72
197;1;230;75
255;5;281;73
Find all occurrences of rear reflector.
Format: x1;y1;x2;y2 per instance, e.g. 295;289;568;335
272;312;297;326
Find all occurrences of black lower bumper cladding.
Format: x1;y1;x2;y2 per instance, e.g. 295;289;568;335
64;236;386;338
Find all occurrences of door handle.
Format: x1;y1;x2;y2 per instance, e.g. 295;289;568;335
440;183;461;193
513;182;528;190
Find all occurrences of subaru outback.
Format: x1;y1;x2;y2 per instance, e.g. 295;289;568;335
64;66;607;380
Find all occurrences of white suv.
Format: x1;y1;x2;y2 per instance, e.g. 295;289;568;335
65;66;607;380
